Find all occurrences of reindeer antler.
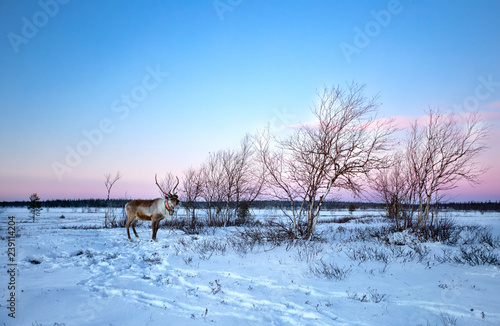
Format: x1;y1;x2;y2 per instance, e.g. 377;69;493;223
155;174;179;197
155;173;169;197
172;176;179;195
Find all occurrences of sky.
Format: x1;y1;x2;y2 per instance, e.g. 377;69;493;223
1;0;499;202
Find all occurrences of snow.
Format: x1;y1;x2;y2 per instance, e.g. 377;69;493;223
1;207;499;325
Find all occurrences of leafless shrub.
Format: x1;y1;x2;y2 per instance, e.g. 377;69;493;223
171;238;228;260
347;291;369;303
367;225;397;244
344;226;394;243
345;245;390;264
172;237;192;253
294;241;324;263
141;252;163;266
368;288;388;303
460;224;499;248
182;255;200;267
238;224;294;249
108;207;128;228
406;243;431;263
310;260;352;280
227;237;257;257
347;288;388;303
453;245;500;266
193;239;227;258
410;218;461;244
209;279;222;295
440;312;458;326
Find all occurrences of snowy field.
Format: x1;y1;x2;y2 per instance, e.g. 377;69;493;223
1;207;499;326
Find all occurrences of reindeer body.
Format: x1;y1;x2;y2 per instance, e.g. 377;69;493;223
125;176;180;240
125;198;178;240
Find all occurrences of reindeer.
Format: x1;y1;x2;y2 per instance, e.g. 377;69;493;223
125;174;180;241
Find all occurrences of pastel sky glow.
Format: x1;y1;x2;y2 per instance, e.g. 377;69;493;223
1;1;499;201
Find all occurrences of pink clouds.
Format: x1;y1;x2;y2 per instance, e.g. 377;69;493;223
477;110;500;122
485;101;500;109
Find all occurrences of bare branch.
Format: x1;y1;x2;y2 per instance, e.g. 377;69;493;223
105;172;122;201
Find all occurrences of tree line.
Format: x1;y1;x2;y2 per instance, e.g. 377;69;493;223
2;199;499;212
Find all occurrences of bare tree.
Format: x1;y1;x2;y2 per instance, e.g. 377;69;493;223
255;127;304;236
256;83;395;239
182;167;203;228
221;148;239;226
232;135;266;223
372;109;489;230
104;172;122;228
198;135;265;226
199;151;227;225
406;109;489;228
371;152;417;230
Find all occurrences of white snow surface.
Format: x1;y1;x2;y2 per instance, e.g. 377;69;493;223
1;207;499;325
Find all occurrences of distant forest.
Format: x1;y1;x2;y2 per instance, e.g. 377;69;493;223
1;199;499;212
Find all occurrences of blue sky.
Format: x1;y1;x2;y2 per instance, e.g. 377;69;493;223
1;0;499;201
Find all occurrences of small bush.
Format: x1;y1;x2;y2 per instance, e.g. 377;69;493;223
108;208;127;228
141;252;163;265
417;218;461;244
193;239;227;259
368;288;388;303
454;245;500;266
309;260;352;280
227;237;257;257
294;241;324;263
407;243;431;263
347;288;388;303
345;245;390;264
209;279;222;295
461;224;499;248
108;216;127;228
440;312;458;326
238;224;295;249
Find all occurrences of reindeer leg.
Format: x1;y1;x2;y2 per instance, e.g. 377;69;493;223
155;220;160;240
126;218;132;240
151;216;158;241
131;219;139;238
152;214;163;241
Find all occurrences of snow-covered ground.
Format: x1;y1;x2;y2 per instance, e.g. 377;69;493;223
1;207;499;325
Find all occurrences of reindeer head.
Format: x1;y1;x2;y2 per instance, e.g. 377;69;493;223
166;192;180;209
155;174;180;211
